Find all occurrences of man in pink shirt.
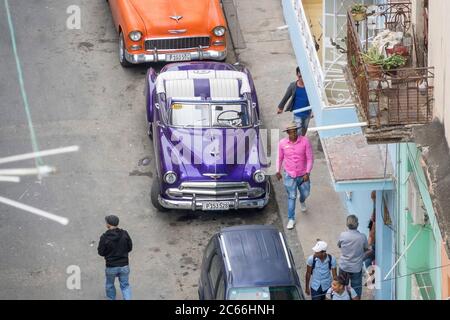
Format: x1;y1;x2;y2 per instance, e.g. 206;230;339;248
276;122;314;229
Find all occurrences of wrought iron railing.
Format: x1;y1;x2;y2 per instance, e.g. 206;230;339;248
292;0;326;104
346;2;434;128
292;0;355;108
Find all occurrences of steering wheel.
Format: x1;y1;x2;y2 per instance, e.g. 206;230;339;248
216;110;242;126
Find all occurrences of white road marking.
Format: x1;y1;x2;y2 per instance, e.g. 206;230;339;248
0;196;69;226
0;176;20;183
4;0;43;166
0;146;79;165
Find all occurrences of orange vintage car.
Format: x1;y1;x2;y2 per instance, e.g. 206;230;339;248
107;0;228;67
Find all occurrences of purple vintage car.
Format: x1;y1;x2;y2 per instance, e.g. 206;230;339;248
146;62;270;211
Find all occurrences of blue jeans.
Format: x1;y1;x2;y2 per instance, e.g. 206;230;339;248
311;286;327;300
283;172;311;220
339;269;363;298
105;265;131;300
294;113;311;135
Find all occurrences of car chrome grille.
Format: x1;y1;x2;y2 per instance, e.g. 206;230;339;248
166;182;265;200
145;37;210;51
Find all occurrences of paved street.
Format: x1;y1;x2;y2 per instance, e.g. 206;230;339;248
1;0;445;302
0;0;281;299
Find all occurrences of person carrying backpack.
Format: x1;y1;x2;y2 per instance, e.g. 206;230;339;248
305;240;337;300
326;275;359;300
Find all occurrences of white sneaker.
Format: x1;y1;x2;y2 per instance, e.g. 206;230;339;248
300;202;307;212
287;219;295;230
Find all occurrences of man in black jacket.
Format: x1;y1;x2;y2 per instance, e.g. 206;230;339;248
98;215;133;300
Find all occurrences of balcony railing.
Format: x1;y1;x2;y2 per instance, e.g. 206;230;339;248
346;2;434;133
292;0;326;104
290;0;353;108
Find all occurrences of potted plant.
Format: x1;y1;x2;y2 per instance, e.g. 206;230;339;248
351;4;367;21
362;47;385;78
382;54;407;75
386;43;409;57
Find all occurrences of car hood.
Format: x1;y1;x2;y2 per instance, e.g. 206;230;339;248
129;0;213;35
159;127;263;182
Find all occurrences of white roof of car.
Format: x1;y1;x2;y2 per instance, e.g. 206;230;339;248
156;69;251;100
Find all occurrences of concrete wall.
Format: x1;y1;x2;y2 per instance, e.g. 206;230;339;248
428;0;450;149
396;143;443;299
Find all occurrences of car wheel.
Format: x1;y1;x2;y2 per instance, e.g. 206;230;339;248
151;178;168;212
119;32;132;68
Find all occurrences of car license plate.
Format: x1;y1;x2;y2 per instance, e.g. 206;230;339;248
202;201;230;211
166;53;191;62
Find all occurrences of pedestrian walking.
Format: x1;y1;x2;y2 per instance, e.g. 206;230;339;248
337;214;371;298
326;275;359;300
277;67;312;136
98;215;133;300
305;240;337;300
276;121;314;230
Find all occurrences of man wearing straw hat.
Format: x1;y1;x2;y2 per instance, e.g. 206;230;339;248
276;122;314;230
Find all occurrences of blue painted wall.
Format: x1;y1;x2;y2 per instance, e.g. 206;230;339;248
374;190;395;300
343;190;373;236
341;188;395;300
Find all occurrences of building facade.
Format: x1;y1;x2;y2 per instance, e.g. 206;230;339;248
283;0;450;299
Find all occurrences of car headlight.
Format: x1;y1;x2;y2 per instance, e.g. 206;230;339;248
213;26;226;37
129;31;142;42
163;171;177;184
253;170;266;183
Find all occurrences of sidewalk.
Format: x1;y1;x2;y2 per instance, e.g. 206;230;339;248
230;0;349;292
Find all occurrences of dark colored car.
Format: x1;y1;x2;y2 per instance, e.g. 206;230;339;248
198;225;304;300
146;62;270;212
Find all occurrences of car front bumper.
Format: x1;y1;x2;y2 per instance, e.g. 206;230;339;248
158;183;270;211
125;48;227;64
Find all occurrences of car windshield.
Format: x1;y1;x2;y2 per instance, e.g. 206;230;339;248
169;102;251;128
228;286;301;300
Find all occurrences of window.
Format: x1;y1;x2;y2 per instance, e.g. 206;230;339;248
208;254;222;293
215;273;225;300
211;103;250;127
170;103;209;127
204;238;216;262
323;0;375;106
228;286;301;300
412;272;436;300
169;102;251;128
